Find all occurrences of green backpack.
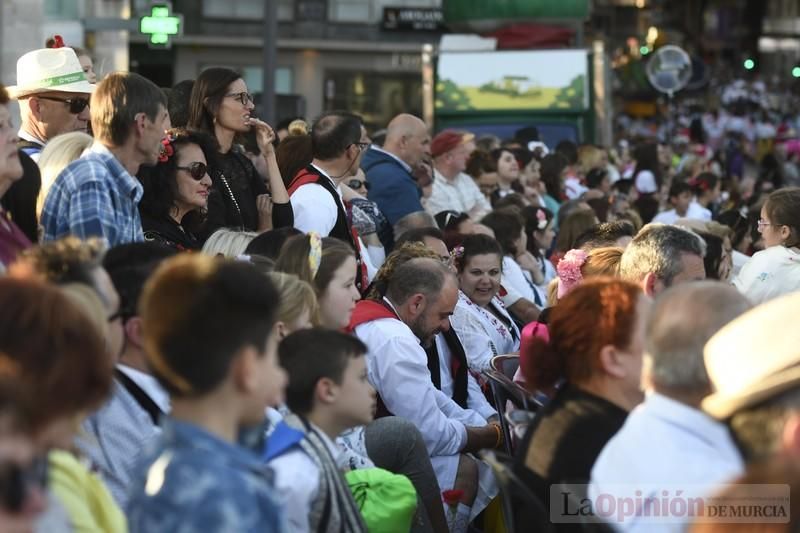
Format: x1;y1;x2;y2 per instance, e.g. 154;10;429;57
345;467;418;533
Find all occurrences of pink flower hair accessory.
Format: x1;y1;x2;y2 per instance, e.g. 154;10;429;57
556;249;588;298
535;208;548;230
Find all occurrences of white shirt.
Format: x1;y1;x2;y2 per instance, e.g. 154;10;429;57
17;129;45;162
500;256;539;306
634;170;658;194
564;176;588;199
291;164;345;235
733;245;800;304
269;423;343;533
425;169;491;218
589;392;744;533
117;364;170;413
433;333;497;422
652;202;711;225
731;249;749;277
354;304;477;457
291;165;378;280
450;292;520;373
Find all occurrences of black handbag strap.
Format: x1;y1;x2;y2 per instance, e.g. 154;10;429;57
114;368;164;426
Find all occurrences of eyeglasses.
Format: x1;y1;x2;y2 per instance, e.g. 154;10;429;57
0;455;48;513
176;162;208;180
225;92;254;106
346;179;369;191
757;219;774;231
352;142;371;151
35;95;89;114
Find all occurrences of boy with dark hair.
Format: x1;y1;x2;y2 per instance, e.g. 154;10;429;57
653;181;693;224
267;328;372;533
126;254;287;532
574;220;637;251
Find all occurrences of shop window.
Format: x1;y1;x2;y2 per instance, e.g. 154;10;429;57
324;70;422;130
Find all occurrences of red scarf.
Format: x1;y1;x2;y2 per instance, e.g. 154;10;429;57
346;299;398;334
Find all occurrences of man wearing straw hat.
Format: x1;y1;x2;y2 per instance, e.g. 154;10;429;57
703;291;800;465
8;47;93;161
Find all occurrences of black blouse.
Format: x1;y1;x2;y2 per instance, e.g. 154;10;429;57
518;383;628;502
204;149;293;237
141;212;202;252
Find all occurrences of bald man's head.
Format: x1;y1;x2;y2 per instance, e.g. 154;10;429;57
382;114;431;168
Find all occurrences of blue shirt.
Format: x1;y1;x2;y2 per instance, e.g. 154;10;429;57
126;417;286;533
361;146;422;225
41;142;144;246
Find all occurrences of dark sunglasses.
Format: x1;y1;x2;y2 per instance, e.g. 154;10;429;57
175;162;208;180
0;456;47;513
226;92;255;106
346;179;370;190
36;95;90;114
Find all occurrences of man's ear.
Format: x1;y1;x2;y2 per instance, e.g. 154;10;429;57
134;112;148;138
598;344;626;379
408;293;426;317
124;316;144;350
28;97;43;120
232;346;261;394
642;272;659;298
314;376;338;407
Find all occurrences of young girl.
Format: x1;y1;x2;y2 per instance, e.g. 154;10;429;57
733;187;800;303
275;233;360;330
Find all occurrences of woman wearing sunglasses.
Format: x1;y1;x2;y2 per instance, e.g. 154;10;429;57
188;68;291;237
138;128;215;251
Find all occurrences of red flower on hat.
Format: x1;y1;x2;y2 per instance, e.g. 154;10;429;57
158;136;175;163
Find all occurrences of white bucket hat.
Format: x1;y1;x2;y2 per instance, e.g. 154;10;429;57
702;291;800;420
7;48;94;99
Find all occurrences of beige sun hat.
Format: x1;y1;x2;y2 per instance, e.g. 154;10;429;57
7;47;94;99
702;291;800;420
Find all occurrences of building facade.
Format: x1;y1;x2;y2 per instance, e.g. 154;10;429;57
129;0;444;128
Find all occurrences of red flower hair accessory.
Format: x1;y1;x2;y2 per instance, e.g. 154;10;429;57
47;35;66;48
556;249;588;298
159;135;175;163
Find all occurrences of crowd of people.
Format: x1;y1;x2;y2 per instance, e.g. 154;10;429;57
0;38;798;533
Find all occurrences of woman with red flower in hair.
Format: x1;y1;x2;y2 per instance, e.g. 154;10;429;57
137;128;216;251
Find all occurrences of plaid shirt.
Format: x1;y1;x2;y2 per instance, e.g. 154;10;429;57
41;142;144;246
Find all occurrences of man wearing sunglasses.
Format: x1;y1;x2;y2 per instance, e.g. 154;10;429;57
8;47;93;162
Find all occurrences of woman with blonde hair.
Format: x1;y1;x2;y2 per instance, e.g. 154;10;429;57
547;246;624;306
201;228;259;258
268;271;319;336
37;131;94;218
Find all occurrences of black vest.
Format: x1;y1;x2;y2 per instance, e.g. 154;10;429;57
425;328;469;409
293;165;366;292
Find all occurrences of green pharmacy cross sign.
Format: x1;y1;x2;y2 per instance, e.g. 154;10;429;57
139;3;183;48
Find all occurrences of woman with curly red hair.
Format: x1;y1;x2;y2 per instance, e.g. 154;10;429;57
517;278;649;501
